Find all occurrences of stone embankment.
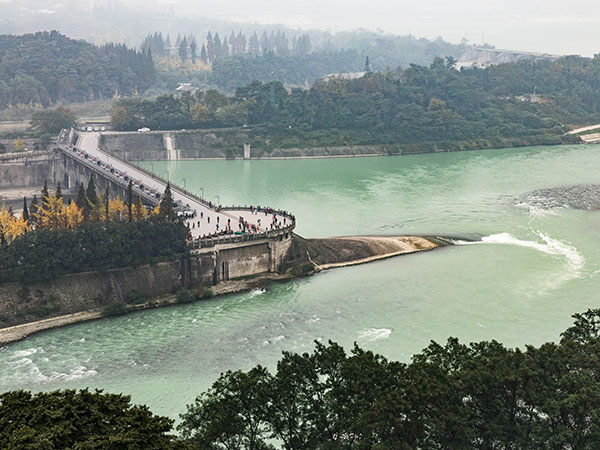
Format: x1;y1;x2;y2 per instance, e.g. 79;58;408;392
0;234;446;345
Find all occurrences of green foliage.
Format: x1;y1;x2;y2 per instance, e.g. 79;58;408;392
175;289;196;304
0;31;155;109
111;56;599;150
0;389;181;449
103;302;129;317
198;286;213;299
0;217;189;283
178;309;600;449
125;289;147;305
30;105;77;135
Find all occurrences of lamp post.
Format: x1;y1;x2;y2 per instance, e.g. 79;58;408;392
215;195;220;206
199;187;204;199
165;169;169;181
150;162;154;173
182;178;187;190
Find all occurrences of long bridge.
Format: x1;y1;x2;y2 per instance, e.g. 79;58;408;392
56;129;296;279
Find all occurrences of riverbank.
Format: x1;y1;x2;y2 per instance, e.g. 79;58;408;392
0;235;445;346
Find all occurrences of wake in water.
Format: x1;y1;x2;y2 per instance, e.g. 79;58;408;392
452;232;585;290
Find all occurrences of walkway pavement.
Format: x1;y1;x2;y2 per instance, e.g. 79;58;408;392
77;132;288;238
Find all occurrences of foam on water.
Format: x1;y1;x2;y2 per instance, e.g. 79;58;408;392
453;232;585;288
358;328;392;341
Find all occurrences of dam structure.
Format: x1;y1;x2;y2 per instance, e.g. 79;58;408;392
56;129;296;285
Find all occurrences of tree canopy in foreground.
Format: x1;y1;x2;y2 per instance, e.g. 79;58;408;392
5;310;600;449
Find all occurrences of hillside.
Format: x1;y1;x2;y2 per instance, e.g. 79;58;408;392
0;31;155;109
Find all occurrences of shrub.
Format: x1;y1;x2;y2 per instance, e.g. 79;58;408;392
125;290;147;305
195;286;214;299
176;289;196;304
103;302;128;317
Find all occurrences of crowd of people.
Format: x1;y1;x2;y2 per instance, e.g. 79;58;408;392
184;205;294;243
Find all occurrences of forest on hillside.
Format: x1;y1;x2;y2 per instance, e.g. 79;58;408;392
111;54;600;151
0;31;155;109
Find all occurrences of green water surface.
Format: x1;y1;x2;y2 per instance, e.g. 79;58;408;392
1;144;599;419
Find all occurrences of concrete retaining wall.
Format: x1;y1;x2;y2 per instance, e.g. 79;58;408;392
0;151;64;188
0;232;294;329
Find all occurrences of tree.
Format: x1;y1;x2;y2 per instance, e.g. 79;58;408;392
133;193;147;221
31;106;77;135
200;44;208;65
14;137;24;152
127;180;133;222
86;174;98;206
55;181;62;199
179;36;188;63
158;183;176;222
29;194;38;226
190;39;197;64
22;197;29;222
0;389;180;449
365;55;371;73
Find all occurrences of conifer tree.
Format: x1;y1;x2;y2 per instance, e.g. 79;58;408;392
22;197;29;222
158;183;176;222
29;194;38;226
206;31;214;62
200;44;208;64
86;174;98;206
104;187;110;221
127;180;133;222
55;182;62;199
41;180;49;202
190;39;197;64
179;36;188;62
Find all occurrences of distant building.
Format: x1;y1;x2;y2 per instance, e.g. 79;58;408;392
175;83;199;95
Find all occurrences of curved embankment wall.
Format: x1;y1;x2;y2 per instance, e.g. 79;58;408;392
0;234;292;330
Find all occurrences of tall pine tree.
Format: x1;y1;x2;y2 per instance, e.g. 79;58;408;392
86;174;98;206
22;196;29;222
127;180;133;222
158;183;176;222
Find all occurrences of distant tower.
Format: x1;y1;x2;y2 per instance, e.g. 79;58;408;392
243;142;251;159
365;56;371;73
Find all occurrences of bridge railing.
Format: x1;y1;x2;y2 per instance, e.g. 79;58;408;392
57;145;160;207
188;224;295;250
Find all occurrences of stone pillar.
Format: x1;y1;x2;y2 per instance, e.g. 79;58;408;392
243;142;251;160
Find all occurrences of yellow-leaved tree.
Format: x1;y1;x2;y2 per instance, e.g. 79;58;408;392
132;194;147;221
0;203;30;243
108;196;127;222
37;194;66;230
7;214;30;241
64;201;83;229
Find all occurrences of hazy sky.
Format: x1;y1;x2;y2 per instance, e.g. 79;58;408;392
153;0;600;56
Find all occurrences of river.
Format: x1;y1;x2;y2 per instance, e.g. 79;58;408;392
1;144;599;419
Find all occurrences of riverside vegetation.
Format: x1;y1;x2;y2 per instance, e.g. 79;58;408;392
110;54;600;154
4;309;600;449
0;178;188;284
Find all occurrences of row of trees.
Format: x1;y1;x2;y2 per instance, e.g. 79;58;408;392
5;309;600;448
141;30;313;65
112;58;576;150
0;31;156;109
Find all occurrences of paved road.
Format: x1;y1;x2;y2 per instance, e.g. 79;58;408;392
77;132;288;238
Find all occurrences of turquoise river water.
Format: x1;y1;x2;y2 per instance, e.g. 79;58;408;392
1;144;600;420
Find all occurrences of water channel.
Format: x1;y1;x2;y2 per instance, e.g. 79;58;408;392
1;144;599;419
